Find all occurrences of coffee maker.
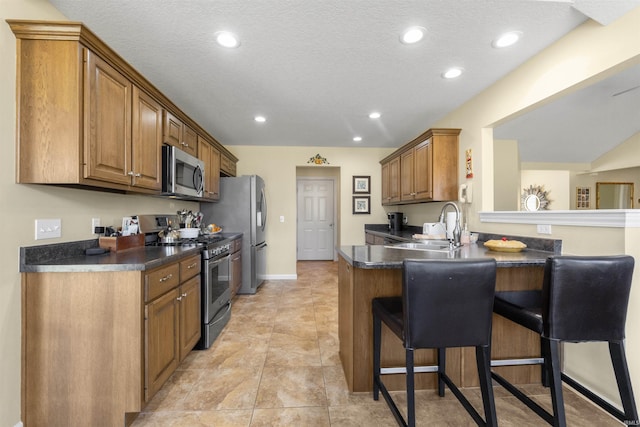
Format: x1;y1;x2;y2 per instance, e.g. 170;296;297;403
387;212;403;231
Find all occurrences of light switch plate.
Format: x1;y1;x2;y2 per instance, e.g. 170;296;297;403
537;224;552;234
35;219;62;240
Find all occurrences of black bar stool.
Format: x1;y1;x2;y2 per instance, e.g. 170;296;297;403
372;259;498;427
492;255;638;426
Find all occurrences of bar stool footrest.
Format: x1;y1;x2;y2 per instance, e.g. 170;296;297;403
380;365;439;375
491;358;544;367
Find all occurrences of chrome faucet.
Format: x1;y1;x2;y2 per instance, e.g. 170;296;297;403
438;202;461;247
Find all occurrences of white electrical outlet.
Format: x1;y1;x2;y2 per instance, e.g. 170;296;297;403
537;224;552;235
35;219;62;240
279;216;285;223
92;218;101;234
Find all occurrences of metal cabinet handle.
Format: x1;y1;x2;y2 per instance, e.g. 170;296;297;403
182;293;187;298
159;273;173;282
187;263;197;269
127;171;134;176
176;296;182;301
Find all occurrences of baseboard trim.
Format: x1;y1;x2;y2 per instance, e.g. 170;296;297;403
265;274;297;280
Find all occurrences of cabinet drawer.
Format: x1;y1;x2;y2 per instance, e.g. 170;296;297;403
180;254;201;281
145;263;180;302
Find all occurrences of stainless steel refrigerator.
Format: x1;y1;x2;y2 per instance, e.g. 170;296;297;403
201;175;267;294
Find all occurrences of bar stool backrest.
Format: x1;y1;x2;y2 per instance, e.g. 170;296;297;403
543;255;635;342
402;258;497;349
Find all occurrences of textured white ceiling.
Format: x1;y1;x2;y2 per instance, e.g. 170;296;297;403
48;0;640;163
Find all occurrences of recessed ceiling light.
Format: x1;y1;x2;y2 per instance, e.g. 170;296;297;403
400;26;426;44
493;31;522;48
254;115;266;123
353;136;362;142
442;67;463;79
215;31;240;48
369;112;381;119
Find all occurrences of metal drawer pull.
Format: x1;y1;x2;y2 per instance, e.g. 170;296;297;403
187;263;197;269
159;273;173;282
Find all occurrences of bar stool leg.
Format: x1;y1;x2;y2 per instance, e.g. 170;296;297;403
545;338;567;427
609;342;639;423
437;348;446;397
406;349;416;427
373;313;381;401
476;345;498;427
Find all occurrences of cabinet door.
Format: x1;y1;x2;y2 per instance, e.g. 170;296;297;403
230;249;242;298
145;288;180;401
400;149;415;201
84;50;132;185
388;156;400;204
163;110;183;149
210;148;221;199
414;139;433;200
182;124;198;157
179;276;201;361
132;87;163;190
381;162;390;205
198;137;220;200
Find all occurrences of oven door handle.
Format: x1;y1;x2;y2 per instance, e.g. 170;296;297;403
206;254;230;265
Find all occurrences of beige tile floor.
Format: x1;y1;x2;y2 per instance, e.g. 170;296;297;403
132;261;622;426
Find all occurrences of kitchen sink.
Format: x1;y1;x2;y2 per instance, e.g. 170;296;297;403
384;240;460;252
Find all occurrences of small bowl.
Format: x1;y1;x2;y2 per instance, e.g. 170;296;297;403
179;228;199;239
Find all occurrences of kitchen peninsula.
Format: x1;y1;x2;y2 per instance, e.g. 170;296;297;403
337;231;561;393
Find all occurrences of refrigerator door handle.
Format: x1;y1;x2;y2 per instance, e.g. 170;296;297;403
260;187;267;231
256;242;267;249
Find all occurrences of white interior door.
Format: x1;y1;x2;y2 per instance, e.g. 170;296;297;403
297;179;335;260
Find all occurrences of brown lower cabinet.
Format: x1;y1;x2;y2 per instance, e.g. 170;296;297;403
21;253;201;427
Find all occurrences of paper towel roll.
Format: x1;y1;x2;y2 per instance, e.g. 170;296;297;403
446;212;457;239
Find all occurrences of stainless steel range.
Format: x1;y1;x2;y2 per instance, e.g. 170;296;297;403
137;214;232;350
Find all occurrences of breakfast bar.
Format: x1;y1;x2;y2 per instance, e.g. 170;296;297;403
337;233;561;393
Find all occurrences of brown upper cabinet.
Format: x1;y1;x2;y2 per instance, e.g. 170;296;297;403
8;20;237;196
380;128;460;205
164;110;198;158
198;136;221;201
381;156;400;204
221;152;237;177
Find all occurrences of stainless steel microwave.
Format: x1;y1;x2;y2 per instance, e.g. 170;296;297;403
162;145;204;199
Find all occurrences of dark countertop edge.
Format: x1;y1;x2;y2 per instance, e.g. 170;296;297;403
337;245;555;270
364;224;562;253
19;232;243;273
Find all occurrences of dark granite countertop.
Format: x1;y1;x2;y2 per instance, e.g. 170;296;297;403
20;232;242;273
348;225;563;269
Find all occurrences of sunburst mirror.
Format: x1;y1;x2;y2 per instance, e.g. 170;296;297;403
521;185;550;211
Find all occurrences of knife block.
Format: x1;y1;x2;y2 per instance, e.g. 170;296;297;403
99;234;144;252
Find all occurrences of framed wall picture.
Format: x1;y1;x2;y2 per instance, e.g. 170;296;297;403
352;196;370;214
576;186;591;209
352;175;370;194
